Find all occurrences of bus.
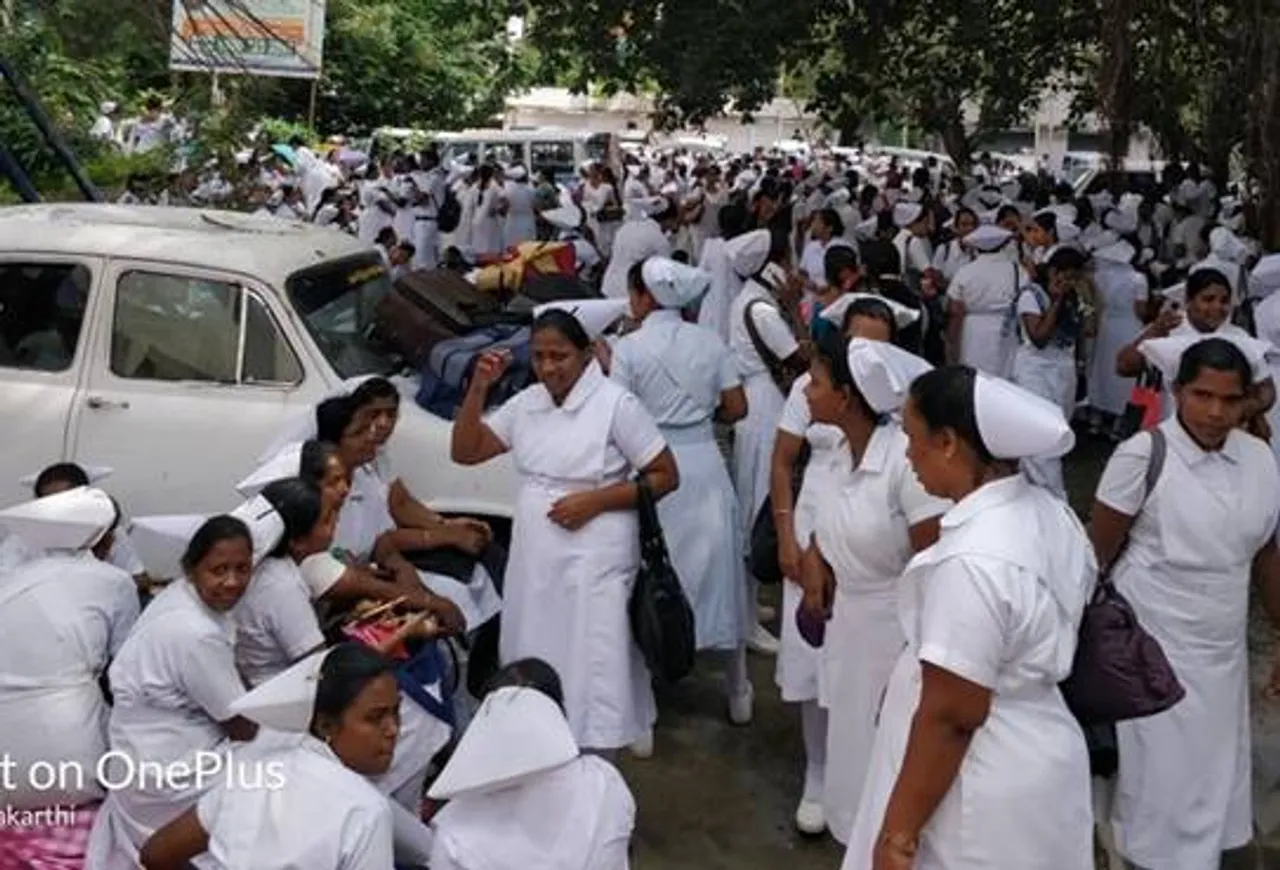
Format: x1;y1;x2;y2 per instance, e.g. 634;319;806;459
433;128;620;185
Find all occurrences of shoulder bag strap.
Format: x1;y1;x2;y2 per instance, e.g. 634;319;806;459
1101;428;1166;583
743;298;794;393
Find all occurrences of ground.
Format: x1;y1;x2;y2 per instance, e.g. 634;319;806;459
617;431;1280;869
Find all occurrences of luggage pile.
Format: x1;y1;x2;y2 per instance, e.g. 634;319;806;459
375;268;599;419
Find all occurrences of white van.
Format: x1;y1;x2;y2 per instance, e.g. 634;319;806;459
434;128;619;184
0;204;517;519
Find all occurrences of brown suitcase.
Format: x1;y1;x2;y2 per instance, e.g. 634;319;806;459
375;270;501;364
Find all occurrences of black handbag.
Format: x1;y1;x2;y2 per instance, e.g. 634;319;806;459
748;443;810;585
628;477;696;683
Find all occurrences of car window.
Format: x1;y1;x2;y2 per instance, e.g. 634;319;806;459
486;143;526;167
530;141;576;185
0;262;91;373
112;270;301;385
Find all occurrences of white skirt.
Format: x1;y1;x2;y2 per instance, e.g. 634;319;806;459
659;428;749;650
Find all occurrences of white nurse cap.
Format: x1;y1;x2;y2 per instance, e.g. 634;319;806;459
1251;254;1280;300
974;373;1075;460
230;648;329;732
1103;209;1138;235
965;224;1013;252
1092;239;1136;265
724;229;772;278
237;443;305;498
0;487;116;552
1138;334;1271;385
541;204;584;231
532;299;629;341
892;202;924;229
847;338;932;414
129;514;205;579
130;495;285;580
852;215;880;242
18;464;114;490
640;257;711;309
428;686;579;800
820;293;920;329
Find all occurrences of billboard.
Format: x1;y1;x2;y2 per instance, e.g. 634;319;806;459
170;0;326;79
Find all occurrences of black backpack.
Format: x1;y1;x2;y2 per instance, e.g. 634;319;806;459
437;188;462;234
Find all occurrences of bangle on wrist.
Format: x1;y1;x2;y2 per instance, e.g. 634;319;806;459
879;831;918;855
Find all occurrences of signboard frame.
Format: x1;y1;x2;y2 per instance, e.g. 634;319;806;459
169;0;326;80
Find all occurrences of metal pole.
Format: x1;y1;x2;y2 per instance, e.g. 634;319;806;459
0;144;41;203
307;78;318;132
0;58;101;202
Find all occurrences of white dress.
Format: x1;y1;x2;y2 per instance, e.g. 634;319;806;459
0;554;139;811
696;237;741;344
601;218;671;300
234;557;325;688
728;279;800;552
1088;261;1145;416
471;184;504;257
87;581;247;869
581;182;621;258
1253;292;1280;467
429;756;634;870
948;253;1026;379
503;182;538;250
813;424;949;845
932;238;974;288
843;476;1094;870
1099;420;1280;870
611;310;749;650
195;736;396;870
484;361;666;749
774;373;846;703
1012;284;1078;497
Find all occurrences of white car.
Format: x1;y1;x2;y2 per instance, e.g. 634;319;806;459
0;204;517;520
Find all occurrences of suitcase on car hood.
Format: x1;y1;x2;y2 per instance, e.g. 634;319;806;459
375;270;501;364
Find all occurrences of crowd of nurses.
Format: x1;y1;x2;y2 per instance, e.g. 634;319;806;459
9;152;1280;870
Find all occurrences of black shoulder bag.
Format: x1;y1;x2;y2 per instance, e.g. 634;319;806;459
629;477;696;683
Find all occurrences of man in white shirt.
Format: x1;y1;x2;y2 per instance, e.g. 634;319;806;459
409;149;447;270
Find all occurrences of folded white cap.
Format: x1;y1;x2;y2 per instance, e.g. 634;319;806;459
236;443;304;498
18;464;114;490
1208;227;1249;263
229;495;287;561
229;649;329;732
541;204;584;231
128;514;206;579
966;224;1013;252
892;202;924;229
847;338;932;414
0;487;116;552
504;165;528;182
1251;254;1280;300
852;215;880;241
974;373;1075;460
640;257;711;309
725;229;772;278
533;299;629;341
428;686;579;800
1093;239;1136;265
1103;209;1138;235
820;292;920;329
1138;333;1272;385
825;188;852;208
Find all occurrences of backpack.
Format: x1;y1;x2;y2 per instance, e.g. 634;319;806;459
436;188;462;234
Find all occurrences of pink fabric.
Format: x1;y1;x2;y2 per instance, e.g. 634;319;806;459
0;804;98;870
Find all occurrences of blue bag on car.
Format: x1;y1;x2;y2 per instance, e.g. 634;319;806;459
415;325;532;419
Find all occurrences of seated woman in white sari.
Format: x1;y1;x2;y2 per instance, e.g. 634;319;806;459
86;505;282;869
0;488;140;868
428;659;635;870
140;644;406;870
313;395;496;633
233;475;455;818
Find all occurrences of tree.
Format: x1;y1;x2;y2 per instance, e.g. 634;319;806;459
523;0;1090;170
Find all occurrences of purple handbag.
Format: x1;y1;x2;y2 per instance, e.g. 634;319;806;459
1059;428;1185;725
795;604;826;648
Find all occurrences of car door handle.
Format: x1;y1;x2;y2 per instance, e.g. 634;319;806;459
86;396;130;411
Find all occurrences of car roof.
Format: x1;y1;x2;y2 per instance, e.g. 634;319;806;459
0;204;371;286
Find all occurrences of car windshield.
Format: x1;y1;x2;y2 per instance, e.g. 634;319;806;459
286;253;403;379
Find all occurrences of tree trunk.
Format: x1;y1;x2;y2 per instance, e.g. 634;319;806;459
940;112;971;176
1244;0;1280;248
1098;0;1135;169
